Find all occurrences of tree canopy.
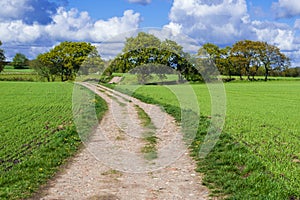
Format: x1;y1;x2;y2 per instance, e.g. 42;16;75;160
27;34;292;82
122;32;161;53
36;41;99;81
11;53;29;69
199;40;290;81
106;32;201;82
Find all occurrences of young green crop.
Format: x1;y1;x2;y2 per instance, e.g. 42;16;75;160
125;81;300;199
0;82;107;199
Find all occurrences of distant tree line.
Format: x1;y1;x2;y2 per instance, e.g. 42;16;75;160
106;33;295;81
0;35;299;81
200;41;292;81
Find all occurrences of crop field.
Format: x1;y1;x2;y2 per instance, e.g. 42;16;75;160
0;82;107;199
0;67;39;82
115;80;300;199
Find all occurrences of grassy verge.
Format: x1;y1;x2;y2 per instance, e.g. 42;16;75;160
0;82;107;199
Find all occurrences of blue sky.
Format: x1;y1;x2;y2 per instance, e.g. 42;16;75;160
1;0;300;66
65;0;172;27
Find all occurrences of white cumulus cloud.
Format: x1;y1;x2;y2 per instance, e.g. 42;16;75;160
0;7;141;59
166;0;254;45
251;20;296;50
272;0;300;18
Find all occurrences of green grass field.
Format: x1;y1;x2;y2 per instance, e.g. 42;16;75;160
0;82;107;199
114;80;300;199
1;77;299;199
0;67;39;82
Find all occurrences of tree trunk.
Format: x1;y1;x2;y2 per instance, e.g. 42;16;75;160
246;66;250;81
264;68;269;81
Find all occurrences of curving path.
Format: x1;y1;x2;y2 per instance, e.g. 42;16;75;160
35;82;209;200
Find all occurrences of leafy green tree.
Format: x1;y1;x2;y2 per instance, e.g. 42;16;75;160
107;32;201;82
107;47;201;82
0;41;5;72
11;53;29;69
29;59;57;82
219;46;236;79
256;42;290;81
79;49;104;75
36;42;98;81
161;39;184;55
199;43;220;63
197;43;222;79
231;40;260;80
230;40;290;81
123;32;161;53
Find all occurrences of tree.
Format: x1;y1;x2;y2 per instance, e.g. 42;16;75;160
219;46;236;79
30;59;57;82
230;40;290;81
106;32;202;82
123;32;161;53
107;47;201;82
79;49;104;75
36;42;98;81
231;40;260;80
197;43;222;79
199;43;220;64
256;42;290;81
0;41;5;72
161;39;184;55
11;53;29;69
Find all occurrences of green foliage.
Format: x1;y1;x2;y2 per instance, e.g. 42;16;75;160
36;41;99;82
123;32;161;53
230;40;290;81
0;41;5;73
0;82;107;199
199;41;291;81
130;63;174;84
283;67;300;77
79;53;105;75
106;32;202;82
11;53;29;69
29;59;56;82
107;47;201;82
161;39;184;55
